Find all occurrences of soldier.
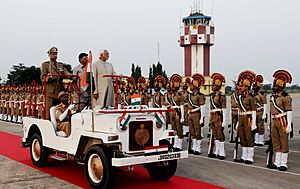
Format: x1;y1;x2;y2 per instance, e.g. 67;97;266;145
253;75;267;146
186;74;206;155
208;73;227;160
9;85;17;122
153;75;166;108
164;81;172;130
230;81;241;143
138;76;151;106
40;47;69;120
269;70;292;171
121;77;135;107
182;77;191;136
169;74;185;151
236;70;257;164
36;85;44;119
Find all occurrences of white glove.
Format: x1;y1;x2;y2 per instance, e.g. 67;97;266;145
222;108;226;127
286;111;292;134
180;105;184;123
251;111;257;131
262;104;267;120
67;104;76;111
235;121;239;130
200;105;205;124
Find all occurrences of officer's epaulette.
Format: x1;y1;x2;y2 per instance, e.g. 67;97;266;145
282;91;288;97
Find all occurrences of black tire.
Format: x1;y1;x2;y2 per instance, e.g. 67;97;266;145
84;145;115;189
146;159;177;181
30;133;49;167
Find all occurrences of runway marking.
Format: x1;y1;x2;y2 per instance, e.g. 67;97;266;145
189;154;300;177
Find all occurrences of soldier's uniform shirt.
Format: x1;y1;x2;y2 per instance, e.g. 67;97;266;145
141;92;150;106
187;91;206;140
55;103;71;136
231;92;240;127
255;91;267;134
163;92;173;124
237;93;257;147
153;92;164;108
210;91;226;142
41;61;69;120
182;90;189;125
121;93;131;107
169;92;184;139
270;92;292;153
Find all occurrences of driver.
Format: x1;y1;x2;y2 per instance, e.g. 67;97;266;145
55;91;76;137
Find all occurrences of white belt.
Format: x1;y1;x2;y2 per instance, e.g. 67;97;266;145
210;108;222;113
232;108;239;111
171;105;180;109
272;112;287;119
240;111;252;116
190;107;200;113
257;107;264;111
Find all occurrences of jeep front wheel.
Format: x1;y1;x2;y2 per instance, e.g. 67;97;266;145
84;145;114;189
30;133;49;167
146;159;177;181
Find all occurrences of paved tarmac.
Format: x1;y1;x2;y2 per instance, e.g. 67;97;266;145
1;94;300;189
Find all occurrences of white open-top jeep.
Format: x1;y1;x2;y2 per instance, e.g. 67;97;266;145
21;74;188;189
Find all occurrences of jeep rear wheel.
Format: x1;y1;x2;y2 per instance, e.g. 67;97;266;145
84;145;114;189
30;133;49;167
146;159;177;181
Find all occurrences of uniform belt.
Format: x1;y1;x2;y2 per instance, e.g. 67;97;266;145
232;108;239;111
171;105;180;109
272;112;287;119
190;107;200;113
240;111;252;116
210;108;222;113
189;111;200;114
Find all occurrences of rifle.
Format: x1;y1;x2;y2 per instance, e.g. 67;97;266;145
229;122;235;143
207;125;215;157
233;122;239;162
266;112;273;168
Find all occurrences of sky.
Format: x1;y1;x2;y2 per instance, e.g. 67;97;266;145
0;0;299;85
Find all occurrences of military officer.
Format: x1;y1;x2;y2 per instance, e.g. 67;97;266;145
169;74;185;151
236;70;257;164
121;77;135;107
186;74;206;155
230;81;241;143
182;77;191;136
208;73;227;160
138;76;151;106
40;47;69;120
164;81;173;130
253;75;267;146
268;70;292;171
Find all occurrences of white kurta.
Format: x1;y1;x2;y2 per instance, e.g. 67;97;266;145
93;60;116;108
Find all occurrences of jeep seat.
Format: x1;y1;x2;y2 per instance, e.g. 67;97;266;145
50;106;67;137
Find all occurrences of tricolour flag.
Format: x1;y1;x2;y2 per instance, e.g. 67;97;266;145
155;112;165;126
131;93;141;106
80;51;95;93
119;112;131;130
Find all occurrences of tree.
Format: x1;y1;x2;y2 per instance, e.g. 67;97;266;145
130;63;142;84
7;63;41;85
149;62;168;88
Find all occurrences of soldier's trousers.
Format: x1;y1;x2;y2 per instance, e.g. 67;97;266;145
184;106;188;125
256;111;264;135
46;97;60;120
188;112;201;140
238;115;254;147
57;121;71;137
169;110;183;139
210;112;225;142
272;117;289;153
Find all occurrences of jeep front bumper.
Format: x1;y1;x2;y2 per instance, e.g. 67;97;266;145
111;150;188;167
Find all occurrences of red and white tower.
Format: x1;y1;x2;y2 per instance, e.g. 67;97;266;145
179;9;215;77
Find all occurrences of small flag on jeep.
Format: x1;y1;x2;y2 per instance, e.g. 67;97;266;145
119;112;131;130
131;93;141;106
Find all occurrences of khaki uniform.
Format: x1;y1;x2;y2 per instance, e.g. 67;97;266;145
210;91;226;142
121;93;131;107
182;90;189;125
255;92;267;135
153;92;164;108
187;92;205;140
231;92;239;129
141;92;150;106
55;103;71;136
163;92;172;125
270;93;292;153
169;93;184;139
41;61;68;120
237;93;256;147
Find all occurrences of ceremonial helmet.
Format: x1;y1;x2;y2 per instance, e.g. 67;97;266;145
154;75;166;90
211;73;225;87
254;75;264;88
191;73;205;89
182;77;191;90
137;76;146;90
238;70;256;88
170;74;182;89
273;70;292;88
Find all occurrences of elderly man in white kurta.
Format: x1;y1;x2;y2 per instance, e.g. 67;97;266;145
93;50;116;108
